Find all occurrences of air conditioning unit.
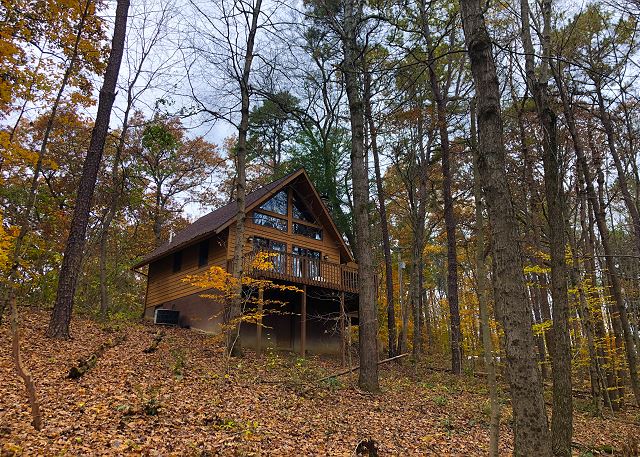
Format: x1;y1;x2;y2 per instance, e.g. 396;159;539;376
154;309;180;326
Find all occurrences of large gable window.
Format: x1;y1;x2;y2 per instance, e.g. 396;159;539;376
260;190;288;215
292;192;316;223
253;211;287;232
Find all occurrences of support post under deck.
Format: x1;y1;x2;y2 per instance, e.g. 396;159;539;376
301;285;307;357
257;287;263;355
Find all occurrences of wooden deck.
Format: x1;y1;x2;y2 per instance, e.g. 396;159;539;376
228;250;359;293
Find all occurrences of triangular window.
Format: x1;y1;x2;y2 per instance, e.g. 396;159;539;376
292;191;316;223
260;190;288;215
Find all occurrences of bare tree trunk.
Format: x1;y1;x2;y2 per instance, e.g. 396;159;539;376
458;0;552;453
341;0;379;392
471;99;500;457
228;0;262;358
399;253;408;355
519;0;572;451
48;0;130;339
419;0;461;373
364;69;396;358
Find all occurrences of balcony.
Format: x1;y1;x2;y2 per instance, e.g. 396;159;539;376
229;250;359;293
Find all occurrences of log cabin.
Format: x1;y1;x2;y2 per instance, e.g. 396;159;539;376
133;168;359;355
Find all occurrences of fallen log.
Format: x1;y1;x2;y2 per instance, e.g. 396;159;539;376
68;335;126;379
143;330;165;354
313;353;410;385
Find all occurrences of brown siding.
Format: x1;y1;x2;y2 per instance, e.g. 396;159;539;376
146;233;227;308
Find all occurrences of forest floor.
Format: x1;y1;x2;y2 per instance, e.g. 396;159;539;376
1;310;639;456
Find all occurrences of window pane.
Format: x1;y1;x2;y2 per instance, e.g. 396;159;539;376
292;192;316;223
253;237;286;273
253;237;285;252
260;190;288;215
172;251;183;273
293;222;322;240
198;240;209;267
253;211;288;232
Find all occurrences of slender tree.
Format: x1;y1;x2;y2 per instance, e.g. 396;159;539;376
458;0;552;453
519;0;572;451
340;0;379;391
49;0;130;338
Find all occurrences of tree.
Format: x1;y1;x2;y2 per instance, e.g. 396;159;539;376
49;0;130;339
134;116;223;246
519;0;572;451
339;0;380;391
248;92;299;177
458;0;552;453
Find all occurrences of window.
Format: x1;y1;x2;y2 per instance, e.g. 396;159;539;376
292;192;316;223
253;237;286;273
172;250;183;273
253;211;288;232
293;222;322;240
253;236;285;252
198;240;209;267
292;246;321;279
260;190;288;215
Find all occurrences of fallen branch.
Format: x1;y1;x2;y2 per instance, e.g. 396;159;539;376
314;353;410;385
143;330;165;354
68;334;126;379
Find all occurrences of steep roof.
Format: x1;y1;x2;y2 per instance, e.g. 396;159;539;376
133;168;353;269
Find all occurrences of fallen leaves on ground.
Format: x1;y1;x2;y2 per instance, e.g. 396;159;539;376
1;310;638;456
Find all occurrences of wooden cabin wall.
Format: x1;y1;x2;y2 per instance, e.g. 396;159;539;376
145;232;228;309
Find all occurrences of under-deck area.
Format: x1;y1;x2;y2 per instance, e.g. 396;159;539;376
239;282;358;355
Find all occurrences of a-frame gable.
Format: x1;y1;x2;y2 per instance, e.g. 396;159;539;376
216;168;355;263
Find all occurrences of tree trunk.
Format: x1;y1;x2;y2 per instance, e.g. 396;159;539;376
458;0;552;453
341;0;379;392
471;99;500;457
10;296;42;430
48;0;130;339
519;0;572;451
419;0;462;373
228;0;262;358
364;69;396;358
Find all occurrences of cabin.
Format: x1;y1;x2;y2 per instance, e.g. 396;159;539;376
133;168;359;355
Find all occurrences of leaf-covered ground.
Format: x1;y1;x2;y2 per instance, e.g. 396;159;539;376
1;311;639;456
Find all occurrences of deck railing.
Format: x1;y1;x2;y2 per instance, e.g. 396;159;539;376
230;249;359;293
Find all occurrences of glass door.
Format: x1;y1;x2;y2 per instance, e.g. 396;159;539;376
292;246;321;279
